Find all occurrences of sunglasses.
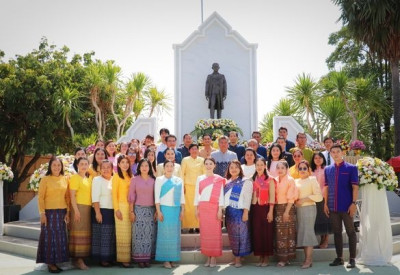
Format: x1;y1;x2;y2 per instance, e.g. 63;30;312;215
298;167;308;171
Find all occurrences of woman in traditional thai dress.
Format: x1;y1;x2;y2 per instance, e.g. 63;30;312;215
37;157;70;273
88;148;107;178
295;160;323;269
251;158;275;267
267;142;283;177
289;149;304;179
128;158;157;268
274;160;298;267
180;143;205;232
112;155;133;267
194;157;225;267
144;148;157;175
155;160;185;269
224;160;253;268
241;147;257;179
91;160;116;267
69;157;92;270
310;152;332;248
156;147;181;177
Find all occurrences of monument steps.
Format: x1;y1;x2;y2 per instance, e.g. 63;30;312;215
1;219;400;263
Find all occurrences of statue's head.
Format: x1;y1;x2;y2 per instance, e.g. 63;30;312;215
212;63;220;71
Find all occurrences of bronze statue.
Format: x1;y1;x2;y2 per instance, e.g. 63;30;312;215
205;63;227;119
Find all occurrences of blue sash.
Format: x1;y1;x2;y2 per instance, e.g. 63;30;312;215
160;177;182;206
224;178;244;209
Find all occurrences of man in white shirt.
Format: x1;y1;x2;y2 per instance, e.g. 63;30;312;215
156;128;170;155
322;137;335;166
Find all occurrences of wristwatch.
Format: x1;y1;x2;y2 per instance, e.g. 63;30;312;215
352;201;357;205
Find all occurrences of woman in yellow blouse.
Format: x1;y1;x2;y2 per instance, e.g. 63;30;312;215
69;157;92;270
295;160;323;269
289;149;304;179
112;155;133;267
37;157;70;273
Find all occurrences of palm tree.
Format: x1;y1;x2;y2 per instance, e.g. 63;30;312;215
324;70;360;140
259;112;274;143
55;87;82;140
286;73;320;133
118;73;152;136
272;98;299;116
145;86;172;117
318;96;346;137
333;0;400;154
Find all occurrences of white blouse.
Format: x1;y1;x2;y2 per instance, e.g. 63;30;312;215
91;176;113;209
241;164;255;179
223;178;253;210
193;175;224;206
154;175;185;206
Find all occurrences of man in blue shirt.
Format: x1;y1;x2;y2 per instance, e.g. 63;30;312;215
251;131;267;159
157;134;183;164
178;133;192;158
324;144;359;268
228;131;245;160
212;136;238;177
278;127;295;152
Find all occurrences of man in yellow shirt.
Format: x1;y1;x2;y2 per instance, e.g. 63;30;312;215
180;144;205;232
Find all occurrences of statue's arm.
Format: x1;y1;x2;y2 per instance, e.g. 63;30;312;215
223;75;227;99
205;75;210;99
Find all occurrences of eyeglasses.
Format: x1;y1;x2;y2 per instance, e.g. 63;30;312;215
128;152;136;156
298;167;308;171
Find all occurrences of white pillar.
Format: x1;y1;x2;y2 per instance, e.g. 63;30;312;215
0;180;4;235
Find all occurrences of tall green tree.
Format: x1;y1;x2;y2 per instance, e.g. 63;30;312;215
145;86;172;118
333;0;400;155
286;73;320;133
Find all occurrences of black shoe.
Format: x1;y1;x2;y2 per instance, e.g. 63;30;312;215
329;258;344;266
48;266;61;274
346;259;356;268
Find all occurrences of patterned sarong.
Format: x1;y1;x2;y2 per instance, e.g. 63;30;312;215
69;204;91;258
274;203;297;261
115;202;131;262
225;206;252;257
91;208;115;262
132;206;157;262
155;205;181;261
37;209;69;264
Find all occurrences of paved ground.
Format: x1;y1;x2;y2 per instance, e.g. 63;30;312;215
1;252;400;275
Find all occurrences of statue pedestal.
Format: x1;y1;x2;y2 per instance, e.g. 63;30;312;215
173;12;258;140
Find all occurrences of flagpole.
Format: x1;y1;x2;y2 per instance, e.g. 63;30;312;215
201;0;204;23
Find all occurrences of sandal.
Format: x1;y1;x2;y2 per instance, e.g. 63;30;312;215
277;261;287;267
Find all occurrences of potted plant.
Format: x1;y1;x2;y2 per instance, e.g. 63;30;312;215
0;162;14;235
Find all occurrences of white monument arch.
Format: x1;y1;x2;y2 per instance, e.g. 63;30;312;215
173;12;258;140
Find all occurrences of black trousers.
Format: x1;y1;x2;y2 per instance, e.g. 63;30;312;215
330;211;357;259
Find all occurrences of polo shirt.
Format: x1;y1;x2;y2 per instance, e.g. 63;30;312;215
257;146;267;159
324;161;358;212
228;144;245;160
211;150;238;177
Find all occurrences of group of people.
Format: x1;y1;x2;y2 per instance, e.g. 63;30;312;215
36;127;359;273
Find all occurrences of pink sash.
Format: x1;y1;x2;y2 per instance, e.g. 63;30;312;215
253;175;276;205
199;175;226;204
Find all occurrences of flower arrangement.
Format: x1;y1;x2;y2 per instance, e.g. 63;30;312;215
357;157;398;191
308;141;325;152
86;144;96;155
191;119;243;140
0;162;14;182
350;140;366;150
28;154;75;191
336;139;350;153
